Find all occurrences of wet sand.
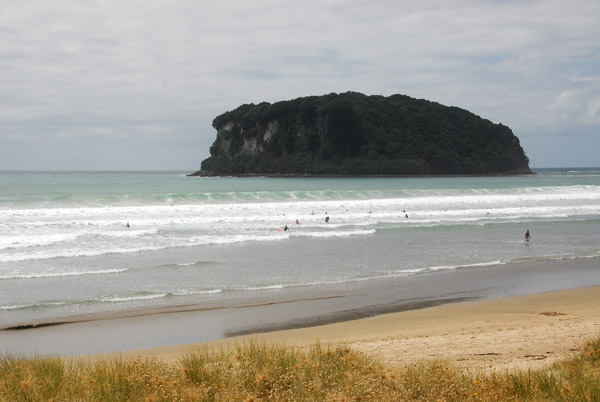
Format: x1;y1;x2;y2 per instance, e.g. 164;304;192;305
85;285;600;373
2;257;599;373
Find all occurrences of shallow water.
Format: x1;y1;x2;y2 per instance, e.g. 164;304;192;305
1;168;599;329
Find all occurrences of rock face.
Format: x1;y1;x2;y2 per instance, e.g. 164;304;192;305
192;92;531;176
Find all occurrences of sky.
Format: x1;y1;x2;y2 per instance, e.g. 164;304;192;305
1;0;599;170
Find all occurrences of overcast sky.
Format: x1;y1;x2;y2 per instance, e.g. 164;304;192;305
1;0;598;170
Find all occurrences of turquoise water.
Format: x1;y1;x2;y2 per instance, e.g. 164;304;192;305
1;168;599;328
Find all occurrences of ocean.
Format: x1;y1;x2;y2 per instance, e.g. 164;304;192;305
1;169;600;333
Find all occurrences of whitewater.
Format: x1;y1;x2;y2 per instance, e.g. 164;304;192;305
1;169;599;329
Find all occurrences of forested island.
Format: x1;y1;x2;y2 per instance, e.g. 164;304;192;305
190;92;531;176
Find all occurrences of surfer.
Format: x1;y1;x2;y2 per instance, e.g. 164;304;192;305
325;216;329;223
524;230;531;243
126;222;130;228
296;219;300;224
284;225;288;231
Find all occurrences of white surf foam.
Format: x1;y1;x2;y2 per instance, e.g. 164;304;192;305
0;268;129;280
290;229;376;238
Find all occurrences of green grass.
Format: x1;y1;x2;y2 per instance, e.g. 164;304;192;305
1;336;599;401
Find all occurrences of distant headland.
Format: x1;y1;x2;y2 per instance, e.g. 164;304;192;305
189;92;531;177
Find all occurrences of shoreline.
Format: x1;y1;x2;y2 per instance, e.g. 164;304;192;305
2;256;600;362
187;170;534;178
4;254;599;332
84;285;600;373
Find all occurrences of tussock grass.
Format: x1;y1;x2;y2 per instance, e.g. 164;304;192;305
1;336;599;401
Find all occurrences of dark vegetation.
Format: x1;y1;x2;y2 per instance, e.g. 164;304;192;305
195;92;531;176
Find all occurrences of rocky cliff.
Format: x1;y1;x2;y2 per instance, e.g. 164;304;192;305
191;92;531;176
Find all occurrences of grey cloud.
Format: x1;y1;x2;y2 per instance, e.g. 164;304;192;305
1;0;599;169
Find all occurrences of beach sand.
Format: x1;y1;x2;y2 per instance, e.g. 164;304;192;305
84;285;600;373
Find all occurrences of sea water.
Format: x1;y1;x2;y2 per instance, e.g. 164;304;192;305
1;169;599;329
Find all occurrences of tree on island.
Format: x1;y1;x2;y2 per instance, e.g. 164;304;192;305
193;92;531;176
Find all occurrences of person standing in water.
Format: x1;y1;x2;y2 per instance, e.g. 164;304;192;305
524;230;531;243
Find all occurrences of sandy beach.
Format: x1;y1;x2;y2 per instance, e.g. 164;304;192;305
83;285;600;373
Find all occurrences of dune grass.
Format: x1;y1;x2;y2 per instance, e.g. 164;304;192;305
1;336;599;401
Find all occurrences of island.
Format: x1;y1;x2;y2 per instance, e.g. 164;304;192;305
190;92;531;176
